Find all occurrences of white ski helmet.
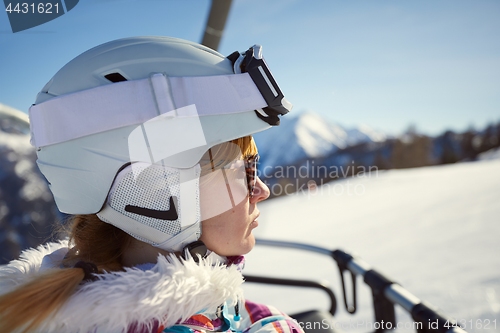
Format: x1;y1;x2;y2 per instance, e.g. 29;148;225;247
29;36;291;251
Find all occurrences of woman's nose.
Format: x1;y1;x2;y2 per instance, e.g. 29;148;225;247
250;177;270;203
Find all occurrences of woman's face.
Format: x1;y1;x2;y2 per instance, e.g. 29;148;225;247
199;174;270;257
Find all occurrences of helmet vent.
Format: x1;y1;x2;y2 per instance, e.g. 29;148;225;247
104;72;128;83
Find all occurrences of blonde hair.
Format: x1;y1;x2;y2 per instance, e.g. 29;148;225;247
0;136;256;333
231;136;258;158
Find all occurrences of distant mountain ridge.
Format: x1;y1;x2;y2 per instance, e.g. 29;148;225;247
253;110;500;198
253;111;387;170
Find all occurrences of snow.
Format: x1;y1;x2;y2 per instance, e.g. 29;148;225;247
0;125;32;154
244;159;500;333
295;112;347;156
478;147;500;161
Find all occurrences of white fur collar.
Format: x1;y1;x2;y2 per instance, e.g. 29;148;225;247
0;241;244;333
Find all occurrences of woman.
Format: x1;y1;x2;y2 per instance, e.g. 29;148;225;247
0;37;300;333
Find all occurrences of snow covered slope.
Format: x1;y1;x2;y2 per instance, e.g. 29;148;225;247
244;159;500;333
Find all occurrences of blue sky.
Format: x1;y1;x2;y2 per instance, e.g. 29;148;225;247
1;0;499;135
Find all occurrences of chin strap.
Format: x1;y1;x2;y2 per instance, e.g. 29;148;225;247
182;240;209;262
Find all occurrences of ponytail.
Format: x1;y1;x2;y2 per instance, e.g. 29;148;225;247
0;214;132;333
0;268;85;333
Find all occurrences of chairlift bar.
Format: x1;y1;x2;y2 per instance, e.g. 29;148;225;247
256;239;373;275
244;274;337;316
256;239;417;305
385;284;421;312
346;256;371;276
255;238;468;333
255;239;332;256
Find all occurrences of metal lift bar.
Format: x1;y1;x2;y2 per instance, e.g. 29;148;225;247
255;239;467;333
244;274;337;316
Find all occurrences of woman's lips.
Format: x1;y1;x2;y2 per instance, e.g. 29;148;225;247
250;214;260;227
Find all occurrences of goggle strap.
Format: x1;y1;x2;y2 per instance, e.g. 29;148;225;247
30;73;267;148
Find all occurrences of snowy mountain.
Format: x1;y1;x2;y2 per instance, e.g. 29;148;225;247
345;123;388;146
253;111;387;170
244;158;500;333
0;103;59;264
0;103;30;135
